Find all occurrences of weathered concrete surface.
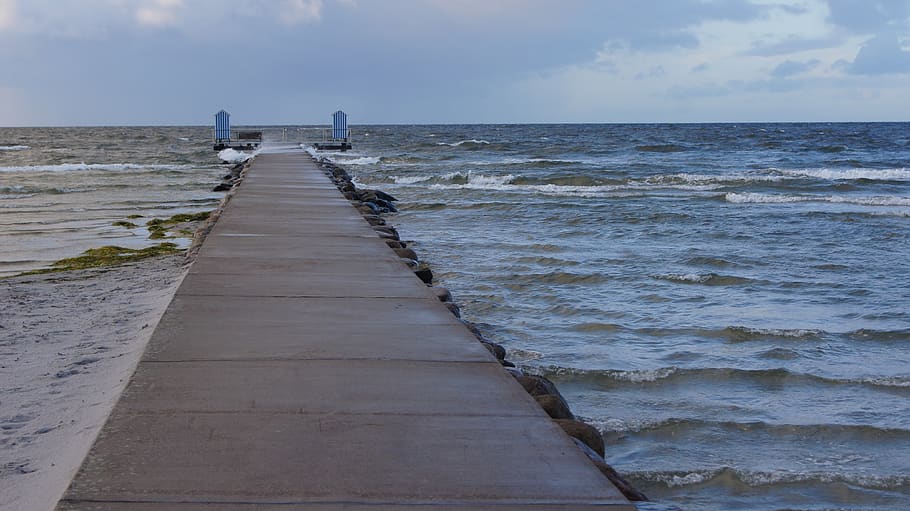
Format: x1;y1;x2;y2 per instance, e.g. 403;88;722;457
55;151;633;510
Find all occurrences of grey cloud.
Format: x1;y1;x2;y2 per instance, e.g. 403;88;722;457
826;0;910;33
741;34;843;56
847;33;910;74
771;59;821;77
590;0;771;52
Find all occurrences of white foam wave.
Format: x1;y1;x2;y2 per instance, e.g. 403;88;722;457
0;162;197;173
637;467;910;489
726;192;910;206
609;367;679;383
780;167;910;181
436;139;491;147
657;273;713;284
392;175;432;185
0;145;30;151
217;148;258;163
854;376;910;388
728;326;822;338
334;156;380;165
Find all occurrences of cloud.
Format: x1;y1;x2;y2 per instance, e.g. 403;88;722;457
0;0;15;31
741;34;842;56
136;0;184;28
593;0;770;52
280;0;323;24
826;0;910;33
771;58;821;77
848;32;910;74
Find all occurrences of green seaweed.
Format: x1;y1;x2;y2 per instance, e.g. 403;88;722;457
168;211;210;223
126;214;143;219
113;221;138;229
19;243;182;275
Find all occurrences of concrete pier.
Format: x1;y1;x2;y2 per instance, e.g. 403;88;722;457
55;151;633;510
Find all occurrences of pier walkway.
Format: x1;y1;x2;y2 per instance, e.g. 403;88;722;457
56;150;633;510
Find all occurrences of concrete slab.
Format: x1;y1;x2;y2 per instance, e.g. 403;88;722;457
63;413;624;504
187;255;411;276
60;504;635;511
141;296;490;363
196;235;398;258
118;360;540;417
177;272;432;298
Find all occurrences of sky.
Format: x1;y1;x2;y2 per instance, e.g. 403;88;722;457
1;0;909;125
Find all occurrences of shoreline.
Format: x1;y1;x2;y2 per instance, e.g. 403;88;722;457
0;161;250;511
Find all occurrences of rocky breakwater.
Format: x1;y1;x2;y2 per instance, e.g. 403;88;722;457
313;156;648;503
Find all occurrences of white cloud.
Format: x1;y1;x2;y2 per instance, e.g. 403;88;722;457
0;0;16;31
280;0;323;24
136;0;184;28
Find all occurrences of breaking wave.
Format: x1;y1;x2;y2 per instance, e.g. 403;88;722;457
653;273;758;286
436;139;491;147
538;365;910;389
725;192;910;206
0;145;30;151
217;148;258;163
632;466;910;490
0;162;199;173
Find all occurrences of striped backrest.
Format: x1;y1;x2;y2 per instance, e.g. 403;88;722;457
215;110;231;141
332;110;347;140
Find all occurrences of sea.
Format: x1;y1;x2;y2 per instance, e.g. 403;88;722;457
2;123;909;510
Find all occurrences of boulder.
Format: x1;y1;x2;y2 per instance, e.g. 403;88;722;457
515;374;561;398
394;247;418;261
213;182;232;192
554;419;605;458
462;321;484;340
385;240;405;250
372;226;399;238
571;439;649;502
432;287;452;302
414;266;433;285
481;341;506;361
534;394;574;420
444;302;461;318
373;189;398;202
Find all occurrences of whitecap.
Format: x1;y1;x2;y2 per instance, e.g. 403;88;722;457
725;192;910;206
436;139;491;147
0;162;198;173
780;167;910;181
0;145;30;151
218;148;259;163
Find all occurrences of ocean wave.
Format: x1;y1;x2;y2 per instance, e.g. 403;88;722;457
436;139;491;147
0;145;30;151
334;156;380;165
635;144;687;153
0;162;198;173
848;328;910;342
653;273;757;286
539;365;910;389
725;192;910;206
722;326;824;341
631;466;910;490
217;148;258;163
777;167;910;181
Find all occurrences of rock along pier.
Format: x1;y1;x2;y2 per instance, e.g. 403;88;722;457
55;150;634;510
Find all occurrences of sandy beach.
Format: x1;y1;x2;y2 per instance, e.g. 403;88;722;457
0;255;188;511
